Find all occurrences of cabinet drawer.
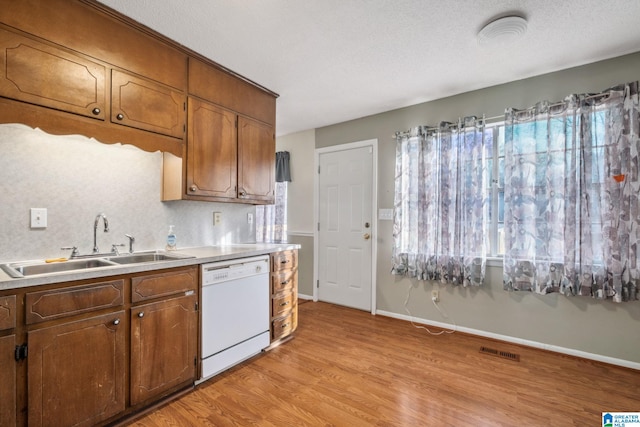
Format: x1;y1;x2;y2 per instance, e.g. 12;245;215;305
271;270;297;294
271;250;297;272
271;310;297;341
132;267;197;302
0;295;16;331
25;280;124;324
272;290;296;318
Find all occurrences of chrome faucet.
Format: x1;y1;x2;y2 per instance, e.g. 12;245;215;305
125;234;135;253
93;213;109;253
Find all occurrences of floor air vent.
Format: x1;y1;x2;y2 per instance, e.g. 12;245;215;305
479;346;520;362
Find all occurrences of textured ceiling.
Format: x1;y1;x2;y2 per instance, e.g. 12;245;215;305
97;0;640;136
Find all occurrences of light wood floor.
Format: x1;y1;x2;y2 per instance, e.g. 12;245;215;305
126;300;639;426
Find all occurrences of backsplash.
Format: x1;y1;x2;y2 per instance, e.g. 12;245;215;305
0;124;255;262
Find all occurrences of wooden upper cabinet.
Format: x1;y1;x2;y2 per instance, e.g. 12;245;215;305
188;57;276;126
0;0;187;90
0;27;106;120
186;97;237;199
111;70;185;139
238;116;275;203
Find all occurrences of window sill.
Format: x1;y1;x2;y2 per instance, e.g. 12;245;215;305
486;257;503;268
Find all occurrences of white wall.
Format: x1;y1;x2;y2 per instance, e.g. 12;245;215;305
0;124;256;262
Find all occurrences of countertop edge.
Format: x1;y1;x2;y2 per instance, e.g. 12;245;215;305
0;244;301;291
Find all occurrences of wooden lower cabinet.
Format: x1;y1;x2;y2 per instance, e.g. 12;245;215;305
270;250;298;344
130;293;197;406
0;334;16;427
27;311;126;427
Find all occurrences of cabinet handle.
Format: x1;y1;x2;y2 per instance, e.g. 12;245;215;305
190;185;197;192
280;280;289;285
280;259;290;264
116;113;124;120
113;319;120;325
281;323;290;329
92;107;101;115
138;312;144;318
279;301;290;307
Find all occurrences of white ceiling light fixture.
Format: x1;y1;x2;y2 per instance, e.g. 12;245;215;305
477;15;528;46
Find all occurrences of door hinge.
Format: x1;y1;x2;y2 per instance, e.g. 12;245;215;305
15;344;27;361
316;279;319;288
195;302;198;311
318;165;320;174
317;222;320;231
194;357;197;366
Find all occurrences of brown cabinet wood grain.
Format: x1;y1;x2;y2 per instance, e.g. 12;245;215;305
269;250;298;344
130;294;197;406
0;334;16;427
131;267;197;303
0;295;16;331
238;116;275;203
27;311;126;427
0;26;106;120
111;70;185;139
186;97;237;199
25;279;124;324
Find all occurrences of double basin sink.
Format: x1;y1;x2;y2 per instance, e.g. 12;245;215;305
1;251;194;279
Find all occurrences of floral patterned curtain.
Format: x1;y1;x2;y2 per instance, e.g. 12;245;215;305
503;81;640;302
392;117;488;286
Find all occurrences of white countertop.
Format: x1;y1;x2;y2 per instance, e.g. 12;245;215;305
0;243;300;291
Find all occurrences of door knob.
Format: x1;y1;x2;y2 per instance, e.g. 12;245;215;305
364;233;371;240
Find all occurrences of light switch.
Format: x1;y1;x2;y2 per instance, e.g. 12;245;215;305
30;208;47;228
247;213;254;224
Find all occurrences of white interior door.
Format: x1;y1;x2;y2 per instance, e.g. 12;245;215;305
316;143;374;311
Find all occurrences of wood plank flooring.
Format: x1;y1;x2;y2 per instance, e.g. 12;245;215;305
125;300;640;426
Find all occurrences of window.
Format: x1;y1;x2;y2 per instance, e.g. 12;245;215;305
484;123;505;257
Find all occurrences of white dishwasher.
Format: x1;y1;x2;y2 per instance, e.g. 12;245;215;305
199;255;270;383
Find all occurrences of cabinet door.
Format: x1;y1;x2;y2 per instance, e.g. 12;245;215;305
0;334;16;427
186;97;237;199
0;27;106;120
238;116;275;203
111;70;185;139
28;311;126;427
130;294;197;406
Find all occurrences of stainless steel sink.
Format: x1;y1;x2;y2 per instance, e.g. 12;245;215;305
1;258;117;278
0;251;195;279
106;251;193;265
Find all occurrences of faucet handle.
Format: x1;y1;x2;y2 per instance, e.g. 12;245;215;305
125;234;135;253
61;246;79;258
111;243;126;256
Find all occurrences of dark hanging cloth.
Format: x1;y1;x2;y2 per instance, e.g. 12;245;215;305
275;151;291;182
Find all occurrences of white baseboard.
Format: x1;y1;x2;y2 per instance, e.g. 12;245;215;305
375;309;640;371
298;293;313;300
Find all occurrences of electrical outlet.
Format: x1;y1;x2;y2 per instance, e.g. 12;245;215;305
431;290;439;302
30;208;47;229
213;212;222;226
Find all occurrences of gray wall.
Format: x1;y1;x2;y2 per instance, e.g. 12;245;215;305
315;52;640;364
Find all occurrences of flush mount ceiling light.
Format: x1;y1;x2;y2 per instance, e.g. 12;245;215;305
477;15;527;46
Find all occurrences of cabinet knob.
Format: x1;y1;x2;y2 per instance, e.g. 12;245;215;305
113;319;120;325
279;301;290;307
281;323;290;329
92;107;101;115
138;312;144;318
238;190;246;197
116;113;124;121
190;185;197;192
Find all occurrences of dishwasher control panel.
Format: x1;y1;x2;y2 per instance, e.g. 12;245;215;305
201;255;269;286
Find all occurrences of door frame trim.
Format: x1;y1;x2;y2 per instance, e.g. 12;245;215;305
313;139;378;315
